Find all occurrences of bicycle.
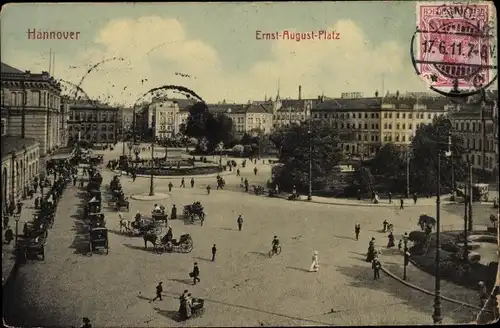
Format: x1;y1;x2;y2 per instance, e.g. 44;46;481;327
268;245;282;257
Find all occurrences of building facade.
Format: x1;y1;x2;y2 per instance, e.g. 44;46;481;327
450;100;498;175
118;107;134;139
67;100;119;145
1;137;40;208
311;96;449;157
59;96;70;146
1;62;63;156
208;102;274;135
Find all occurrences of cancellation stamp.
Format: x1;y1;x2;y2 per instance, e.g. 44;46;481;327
412;1;497;95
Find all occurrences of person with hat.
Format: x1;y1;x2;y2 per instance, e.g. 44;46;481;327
366;237;377;262
80;317;92;328
179;289;189;318
309;251;319;272
237;215;243;231
150;282;163;302
192;262;200;285
354;224;361;241
372;255;381;280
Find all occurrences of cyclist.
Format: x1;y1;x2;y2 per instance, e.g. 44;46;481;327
271;236;280;254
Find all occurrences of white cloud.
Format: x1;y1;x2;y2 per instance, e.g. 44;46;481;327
3;17;428;105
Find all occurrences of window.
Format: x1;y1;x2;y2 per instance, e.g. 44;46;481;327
396;124;400;130
402;123;406;129
358;134;362;141
376;113;379;118
409;123;412;129
371;124;375;129
358;113;361;118
364;123;368;129
389;124;392;129
466;123;470;131
409;113;412;119
375;124;379;129
428;114;431;119
358;123;362;129
347;123;350;129
402;135;406;142
402;113;406;119
384;113;387;118
364;135;368;141
365;113;368;118
396;134;400;142
31;91;40;106
420;113;424;119
389;113;392;118
11;92;17;106
371;135;375;142
396;113;400;119
479;139;482;150
1;118;6;136
375;135;379;142
455;123;459;130
384;123;388;129
371;113;375;118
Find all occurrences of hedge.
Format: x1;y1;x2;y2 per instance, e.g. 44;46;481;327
135;165;223;176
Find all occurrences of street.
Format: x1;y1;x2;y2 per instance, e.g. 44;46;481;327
3;144;492;327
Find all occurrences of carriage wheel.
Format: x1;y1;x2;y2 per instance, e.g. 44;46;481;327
276;246;282;255
268;249;274;258
155;244;165;254
182;240;193;253
106;241;109;255
40;246;45;260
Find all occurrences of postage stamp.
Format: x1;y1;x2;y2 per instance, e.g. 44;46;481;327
413;1;497;94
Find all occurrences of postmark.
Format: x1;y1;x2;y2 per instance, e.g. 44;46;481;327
411;1;497;97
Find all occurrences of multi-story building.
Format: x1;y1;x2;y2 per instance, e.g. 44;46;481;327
1;62;63;156
208;102;273;135
450;100;498;175
59;95;70;146
118;107;134;139
272;86;317;129
67;100;120;145
1;136;40;206
311;95;450;157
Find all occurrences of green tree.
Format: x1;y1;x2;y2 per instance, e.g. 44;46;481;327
185;102;211;143
410;116;466;196
353;167;375;193
371;143;403;176
275;122;343;193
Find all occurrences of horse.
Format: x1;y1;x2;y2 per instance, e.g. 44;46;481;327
118;215;131;233
143;231;158;249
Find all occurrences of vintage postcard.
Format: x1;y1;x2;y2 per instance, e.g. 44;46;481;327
0;1;498;327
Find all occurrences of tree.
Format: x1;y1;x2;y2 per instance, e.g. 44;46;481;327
410;116;466;196
185;102;211;143
370;143;403;176
269;128;288;156
178;123;187;135
354;167;375;193
275;122;343;193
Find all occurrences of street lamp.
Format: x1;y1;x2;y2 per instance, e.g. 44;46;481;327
307;119;312;201
127;142;133;157
149;106;156;196
433;118;452;325
14;213;20;247
403;232;409;280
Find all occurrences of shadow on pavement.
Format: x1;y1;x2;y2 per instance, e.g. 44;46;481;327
169;278;193;286
248;251;269;257
122;243;158;254
137;294;151;301
334;262;476;323
332;235;355;241
153;307;183;322
220;227;235;231
286;266;310;273
193;256;212;262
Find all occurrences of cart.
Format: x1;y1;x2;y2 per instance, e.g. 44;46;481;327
89;227;108;255
155;233;193;254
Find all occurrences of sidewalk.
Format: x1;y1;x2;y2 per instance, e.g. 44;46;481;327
1;190;43;287
109;167;235;180
298;194;456;208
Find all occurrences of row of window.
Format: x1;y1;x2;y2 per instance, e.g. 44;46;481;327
74;133;115;140
69;125;115;131
1;90;60;109
464;138;497;152
454;121;486;133
465;153;496;169
312;112;441;120
357;134;380;142
274;115;306;121
383;134;409;142
70;111;117;121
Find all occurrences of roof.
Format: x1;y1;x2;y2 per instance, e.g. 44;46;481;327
1;137;38;160
312;97;382;111
207;103;271;115
246;104;270;114
382;96;454;109
1;62;24;74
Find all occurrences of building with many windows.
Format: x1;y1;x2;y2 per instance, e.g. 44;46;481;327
1;62;63;156
67;100;119;145
450;100;498;176
1;137;40;208
208;102;274;135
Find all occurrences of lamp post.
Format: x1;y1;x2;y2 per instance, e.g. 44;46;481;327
149;106;156;196
406;151;411;199
14;213;20;247
432;119;452;325
307;119;312;201
128;142;133;157
403;232;409;280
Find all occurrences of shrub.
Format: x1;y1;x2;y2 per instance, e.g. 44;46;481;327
409;231;426;244
441;241;459;253
232;144;244;153
243;145;252;155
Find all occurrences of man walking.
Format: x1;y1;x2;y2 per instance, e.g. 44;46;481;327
150;282;163;302
237;215;243;231
168;181;173;192
211;244;217;261
16;200;23;214
180;178;185;188
190;178;195;188
354;224;361;241
399;198;404;210
73;175;77;186
254;167;258;175
372;256;381;280
236;168;240;176
192;262;200;285
206;185;211;195
388;192;392;204
478;281;488;307
413;193;418;204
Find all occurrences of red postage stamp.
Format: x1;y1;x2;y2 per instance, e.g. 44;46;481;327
414;1;496;92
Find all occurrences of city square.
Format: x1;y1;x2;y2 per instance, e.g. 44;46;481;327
3;144;495;327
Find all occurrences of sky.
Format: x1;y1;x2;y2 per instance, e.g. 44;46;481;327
0;1;497;106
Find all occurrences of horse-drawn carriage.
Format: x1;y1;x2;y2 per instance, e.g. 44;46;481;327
89;227;108;255
89;212;106;228
152;208;168;223
418;214;436;232
143;232;193;254
17;235;46;261
115;196;130;211
127;217;162;236
183;202;205;223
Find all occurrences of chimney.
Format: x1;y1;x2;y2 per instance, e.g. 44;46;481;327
299;85;302;100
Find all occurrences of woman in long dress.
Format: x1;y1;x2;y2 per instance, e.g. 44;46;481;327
185;293;193;318
387;232;395;248
309;251;319;272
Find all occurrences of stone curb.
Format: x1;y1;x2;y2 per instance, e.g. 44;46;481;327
380;265;492;313
130;193;171;201
108;169;235;180
298;198;456;208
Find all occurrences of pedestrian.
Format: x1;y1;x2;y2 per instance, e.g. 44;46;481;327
80;317;92;328
206;185;211;195
168;181;173;192
211;244;217;261
191;262;200;285
16;200;23;214
150;282;163;302
354;224;360;240
387;231;395;248
237;214;243;231
4;226;14;244
132;172;137;182
34;196;40;209
171;205;177;220
372;256;381;280
236;168;240;176
79;178;84;188
190;178;195;188
413;193;418;204
180;178;185;188
398;239;403;250
388;192;392;204
254;167;258;175
478;281;488;307
244;178;249;192
8;200;15;216
73;175;77;186
400;198;404;210
275;183;279;195
309;250;319;272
